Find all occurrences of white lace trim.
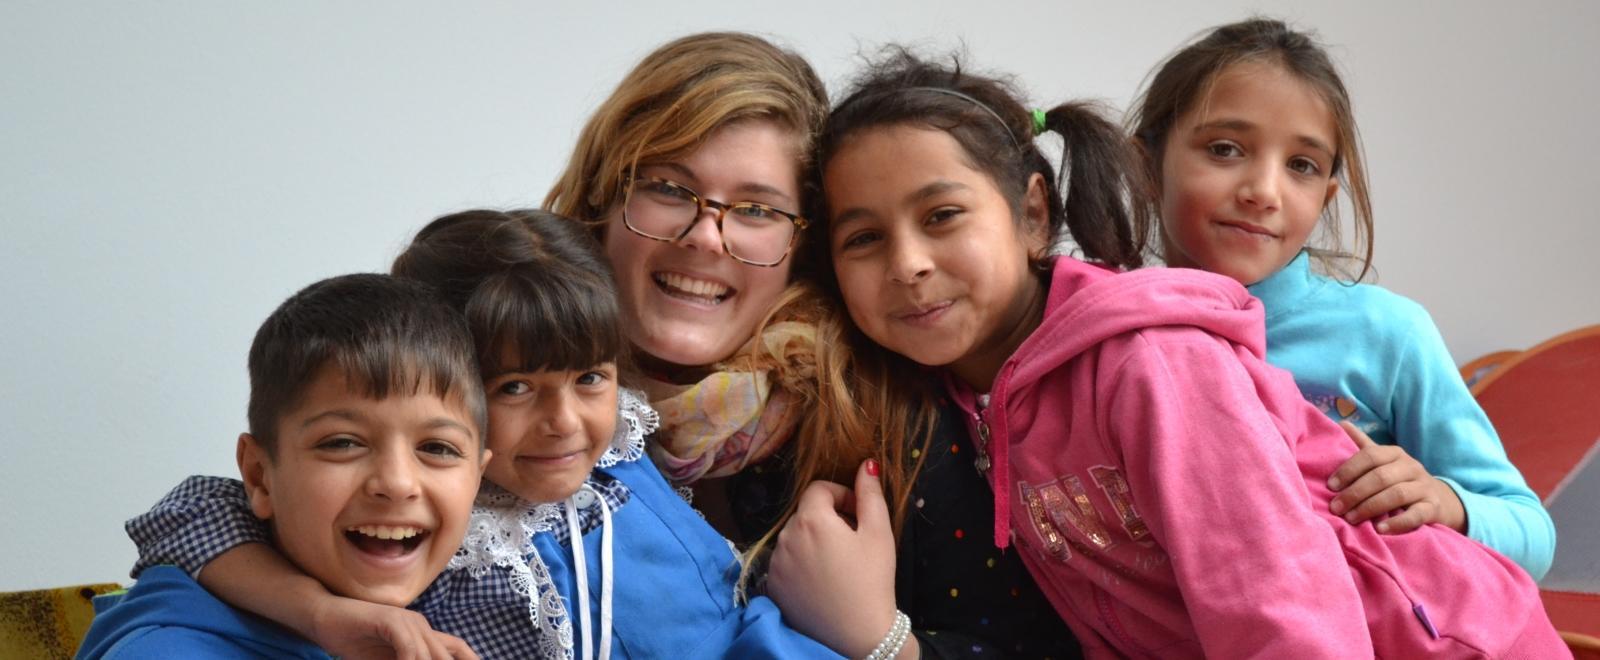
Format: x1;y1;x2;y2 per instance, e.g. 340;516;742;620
443;389;658;660
674;484;696;507
450;485;572;659
596;388;656;468
726;537;748;606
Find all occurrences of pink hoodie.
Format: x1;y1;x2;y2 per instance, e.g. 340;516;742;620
946;257;1563;659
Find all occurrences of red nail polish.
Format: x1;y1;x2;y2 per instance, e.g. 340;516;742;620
866;459;880;476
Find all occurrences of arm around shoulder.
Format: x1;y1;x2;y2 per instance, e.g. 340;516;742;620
126;476;269;579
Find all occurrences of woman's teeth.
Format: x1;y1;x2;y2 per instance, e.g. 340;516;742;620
654;273;730;301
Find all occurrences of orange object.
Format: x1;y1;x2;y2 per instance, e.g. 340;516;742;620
1471;325;1600;499
1459;349;1521;386
1469;324;1600;638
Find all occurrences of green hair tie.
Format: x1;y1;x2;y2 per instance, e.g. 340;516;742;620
1031;108;1048;136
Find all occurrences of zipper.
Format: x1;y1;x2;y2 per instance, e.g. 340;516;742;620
973;394;992;475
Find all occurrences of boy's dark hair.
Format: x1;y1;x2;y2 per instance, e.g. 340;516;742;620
807;47;1148;282
391;209;626;379
247;273;487;457
1129;17;1373;280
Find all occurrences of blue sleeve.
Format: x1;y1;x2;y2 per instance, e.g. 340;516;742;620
690;595;842;660
97;627;268;660
1387;308;1556;578
97;626;322;660
125;476;271;579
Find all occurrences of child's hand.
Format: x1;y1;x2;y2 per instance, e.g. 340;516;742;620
767;459;910;658
307;595;478;660
1328;421;1466;534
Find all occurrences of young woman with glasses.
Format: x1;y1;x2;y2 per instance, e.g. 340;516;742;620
546;32;1078;659
119;31;1079;658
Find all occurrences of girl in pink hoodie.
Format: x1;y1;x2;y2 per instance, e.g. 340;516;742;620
766;50;1565;659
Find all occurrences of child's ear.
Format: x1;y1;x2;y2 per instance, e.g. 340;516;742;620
1023;172;1052;254
236;433;274;521
1323;176;1341;209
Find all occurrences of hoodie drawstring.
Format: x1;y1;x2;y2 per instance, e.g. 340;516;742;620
565;484;614;660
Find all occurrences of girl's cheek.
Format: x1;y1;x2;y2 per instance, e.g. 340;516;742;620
836;266;872;310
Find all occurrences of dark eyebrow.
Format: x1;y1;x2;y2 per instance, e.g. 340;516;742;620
1296;135;1336;160
831;180;971;233
734;182;795;206
423;417;475;438
909;180;970;203
831;207;873;232
640;162;697;183
301;409;361;428
1193;118;1255;134
301;409;476;442
1193;118;1336;160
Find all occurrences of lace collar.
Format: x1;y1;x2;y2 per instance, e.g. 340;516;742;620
447;388;658;660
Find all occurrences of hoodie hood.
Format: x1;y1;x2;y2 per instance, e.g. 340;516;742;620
951;256;1267;548
76;565;327;659
1005;257;1267;392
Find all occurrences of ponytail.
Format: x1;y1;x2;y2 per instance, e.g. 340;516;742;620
786;48;1150;565
1038;102;1148;270
815;49;1148;276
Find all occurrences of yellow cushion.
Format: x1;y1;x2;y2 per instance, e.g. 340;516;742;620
0;583;124;660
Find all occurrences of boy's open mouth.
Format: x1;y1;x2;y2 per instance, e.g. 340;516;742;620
344;525;430;558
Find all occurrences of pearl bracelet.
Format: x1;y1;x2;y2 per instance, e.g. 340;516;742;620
863;610;911;660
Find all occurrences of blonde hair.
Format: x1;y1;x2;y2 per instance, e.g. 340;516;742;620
739;283;937;572
543;32;933;561
544;31;828;227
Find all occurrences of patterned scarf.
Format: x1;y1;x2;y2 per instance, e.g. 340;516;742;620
643;321;815;484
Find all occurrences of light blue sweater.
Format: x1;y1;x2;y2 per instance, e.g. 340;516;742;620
1247;251;1555;579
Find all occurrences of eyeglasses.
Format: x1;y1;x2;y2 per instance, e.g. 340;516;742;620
621;174;808;267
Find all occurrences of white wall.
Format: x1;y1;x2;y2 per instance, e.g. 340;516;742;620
3;1;1596;590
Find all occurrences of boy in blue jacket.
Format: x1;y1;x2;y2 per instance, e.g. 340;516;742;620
112;210;840;659
78;274;488;659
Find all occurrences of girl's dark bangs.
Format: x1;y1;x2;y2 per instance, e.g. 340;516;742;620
470;269;624;375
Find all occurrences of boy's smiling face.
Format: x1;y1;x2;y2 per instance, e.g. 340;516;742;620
239;366;487;607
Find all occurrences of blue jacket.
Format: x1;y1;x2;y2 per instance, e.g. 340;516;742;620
76;566;329;660
415;455;839;659
1248;251;1555;578
123;390;838;659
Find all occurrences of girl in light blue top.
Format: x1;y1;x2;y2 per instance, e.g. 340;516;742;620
1128;17;1554;578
